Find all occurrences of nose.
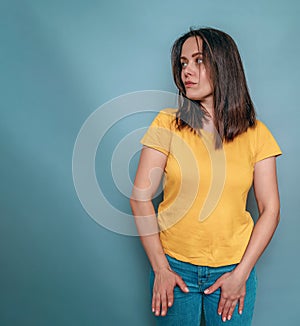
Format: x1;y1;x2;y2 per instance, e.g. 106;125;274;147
183;62;195;76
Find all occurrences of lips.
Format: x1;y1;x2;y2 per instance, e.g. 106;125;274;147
185;81;197;87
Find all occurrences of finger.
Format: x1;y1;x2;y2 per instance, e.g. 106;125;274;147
221;300;233;322
166;288;174;307
160;291;168;316
152;292;156;313
154;292;161;316
238;296;245;315
227;300;238;321
217;297;226;316
175;275;189;293
204;280;220;295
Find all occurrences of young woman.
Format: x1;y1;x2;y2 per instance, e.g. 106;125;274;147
130;27;282;325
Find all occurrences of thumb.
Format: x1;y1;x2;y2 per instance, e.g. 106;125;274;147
204;280;221;295
175;275;189;293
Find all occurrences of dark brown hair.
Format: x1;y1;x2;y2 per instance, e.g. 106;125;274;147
171;27;256;144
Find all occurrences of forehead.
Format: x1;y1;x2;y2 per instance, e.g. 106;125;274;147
181;36;203;56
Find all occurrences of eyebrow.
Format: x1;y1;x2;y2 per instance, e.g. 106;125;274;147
180;52;203;60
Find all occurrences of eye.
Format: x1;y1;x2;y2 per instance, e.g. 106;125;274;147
196;58;203;64
180;61;188;68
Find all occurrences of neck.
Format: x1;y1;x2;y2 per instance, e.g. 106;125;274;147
200;101;214;121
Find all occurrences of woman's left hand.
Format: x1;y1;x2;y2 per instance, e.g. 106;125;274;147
204;271;247;322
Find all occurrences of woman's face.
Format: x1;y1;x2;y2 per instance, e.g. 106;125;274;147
180;36;213;106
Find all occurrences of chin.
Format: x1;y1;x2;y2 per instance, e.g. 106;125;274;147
185;94;201;101
184;90;199;100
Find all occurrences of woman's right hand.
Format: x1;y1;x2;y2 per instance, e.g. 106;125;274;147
152;267;189;316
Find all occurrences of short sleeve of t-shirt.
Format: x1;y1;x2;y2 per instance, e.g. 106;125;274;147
140;109;176;156
254;120;282;162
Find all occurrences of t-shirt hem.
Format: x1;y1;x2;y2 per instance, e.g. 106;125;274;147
255;150;282;163
140;142;169;156
163;249;243;268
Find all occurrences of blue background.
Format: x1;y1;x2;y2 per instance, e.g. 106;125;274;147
1;0;299;325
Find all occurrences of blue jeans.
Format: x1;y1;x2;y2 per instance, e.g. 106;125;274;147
150;255;257;326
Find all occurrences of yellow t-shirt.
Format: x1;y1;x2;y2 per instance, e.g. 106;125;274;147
140;108;282;267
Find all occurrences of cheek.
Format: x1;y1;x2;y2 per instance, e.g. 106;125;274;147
181;70;185;81
201;71;212;86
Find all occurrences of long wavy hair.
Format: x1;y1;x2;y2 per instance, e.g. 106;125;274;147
171;27;256;145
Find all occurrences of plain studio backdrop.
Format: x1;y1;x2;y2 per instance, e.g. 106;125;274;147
1;0;299;325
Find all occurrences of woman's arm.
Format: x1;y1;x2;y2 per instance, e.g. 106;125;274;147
204;156;280;322
233;156;280;278
130;146;189;317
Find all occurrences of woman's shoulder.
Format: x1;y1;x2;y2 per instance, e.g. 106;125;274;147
233;120;275;145
151;108;178;127
247;120;282;160
254;119;267;129
157;108;178;117
246;119;273;137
